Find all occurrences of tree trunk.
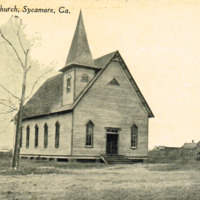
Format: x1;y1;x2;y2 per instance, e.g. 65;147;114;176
12;69;27;169
12;110;22;169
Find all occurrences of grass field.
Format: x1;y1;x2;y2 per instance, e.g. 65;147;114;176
0;153;200;200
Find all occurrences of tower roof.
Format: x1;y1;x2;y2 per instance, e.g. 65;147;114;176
64;10;95;68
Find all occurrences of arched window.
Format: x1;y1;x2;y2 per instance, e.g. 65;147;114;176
35;124;39;148
66;74;71;93
81;74;89;82
44;123;48;148
131;124;138;148
55;121;60;148
20;127;23;148
86;121;94;147
26;125;30;148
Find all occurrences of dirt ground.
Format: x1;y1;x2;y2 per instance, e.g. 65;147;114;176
0;163;200;200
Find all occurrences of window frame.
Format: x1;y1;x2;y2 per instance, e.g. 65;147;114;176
66;74;71;93
55;121;60;148
34;124;39;148
19;127;23;148
44;123;48;148
85;120;94;148
26;125;30;148
131;124;138;149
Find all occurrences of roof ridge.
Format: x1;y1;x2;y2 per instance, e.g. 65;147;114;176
94;50;118;61
94;51;117;69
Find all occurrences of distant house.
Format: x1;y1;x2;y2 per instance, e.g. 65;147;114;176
19;11;154;163
196;141;200;150
153;146;166;150
181;141;197;158
149;146;181;160
149;140;200;161
196;141;200;160
182;141;196;149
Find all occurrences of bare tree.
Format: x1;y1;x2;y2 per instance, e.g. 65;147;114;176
0;16;54;169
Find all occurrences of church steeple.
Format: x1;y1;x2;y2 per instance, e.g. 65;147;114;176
61;11;97;105
65;10;95;68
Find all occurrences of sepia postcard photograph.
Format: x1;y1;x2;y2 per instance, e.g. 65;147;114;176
0;0;200;199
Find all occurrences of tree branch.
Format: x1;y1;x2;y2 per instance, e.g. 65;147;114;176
26;69;51;99
0;99;17;109
0;102;17;110
0;98;17;108
0;98;14;103
16;18;26;55
3;41;21;68
0;110;16;115
0;84;20;100
24;49;29;71
0;29;24;69
26;65;31;72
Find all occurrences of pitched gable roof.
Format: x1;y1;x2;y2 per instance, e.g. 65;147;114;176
22;51;154;120
22;74;71;119
22;10;154;120
22;51;116;120
94;51;117;69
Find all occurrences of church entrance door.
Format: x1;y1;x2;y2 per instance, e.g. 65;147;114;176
106;133;118;155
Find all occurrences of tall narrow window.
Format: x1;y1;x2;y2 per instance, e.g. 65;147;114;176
66;74;71;93
86;121;94;147
44;123;48;148
26;125;30;148
35;124;39;148
20;127;23;148
55;121;60;148
131;124;138;148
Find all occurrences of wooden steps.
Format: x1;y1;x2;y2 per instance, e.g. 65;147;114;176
101;155;133;164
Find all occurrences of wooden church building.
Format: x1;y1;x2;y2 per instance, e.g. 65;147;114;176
20;11;154;163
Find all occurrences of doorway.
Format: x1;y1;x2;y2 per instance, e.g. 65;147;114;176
106;134;118;155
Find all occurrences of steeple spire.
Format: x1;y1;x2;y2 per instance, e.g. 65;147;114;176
65;10;95;68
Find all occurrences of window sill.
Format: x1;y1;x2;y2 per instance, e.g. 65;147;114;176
85;146;93;148
130;147;137;149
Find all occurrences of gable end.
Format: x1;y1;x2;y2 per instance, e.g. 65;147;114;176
116;53;154;118
72;51;154;118
112;52;123;63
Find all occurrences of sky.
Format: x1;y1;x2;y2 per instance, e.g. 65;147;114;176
0;0;200;149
